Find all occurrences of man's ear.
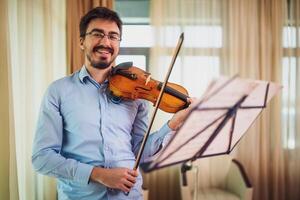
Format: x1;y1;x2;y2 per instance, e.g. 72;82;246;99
79;37;84;50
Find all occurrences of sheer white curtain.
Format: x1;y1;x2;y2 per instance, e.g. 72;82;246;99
149;0;222;137
146;1;222;199
282;0;300;199
8;0;66;199
148;0;292;200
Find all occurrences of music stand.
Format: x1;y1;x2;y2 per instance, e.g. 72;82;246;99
140;75;282;172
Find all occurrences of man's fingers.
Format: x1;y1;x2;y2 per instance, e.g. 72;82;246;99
121;170;138;192
125;173;137;183
119;178;134;193
125;169;138;183
127;169;138;177
123;179;134;188
187;97;197;105
120;184;130;193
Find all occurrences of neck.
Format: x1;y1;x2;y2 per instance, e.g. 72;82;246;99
85;64;112;84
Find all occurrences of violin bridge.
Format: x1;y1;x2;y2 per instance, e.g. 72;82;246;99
145;75;151;85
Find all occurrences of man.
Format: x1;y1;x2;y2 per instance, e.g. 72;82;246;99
32;7;192;200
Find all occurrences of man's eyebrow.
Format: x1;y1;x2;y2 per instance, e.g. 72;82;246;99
89;28;103;33
89;28;120;35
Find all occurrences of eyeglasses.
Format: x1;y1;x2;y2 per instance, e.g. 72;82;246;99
85;30;121;42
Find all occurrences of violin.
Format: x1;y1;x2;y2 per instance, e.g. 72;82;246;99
108;62;190;113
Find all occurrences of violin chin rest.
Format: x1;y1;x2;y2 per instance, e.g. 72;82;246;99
111;62;133;75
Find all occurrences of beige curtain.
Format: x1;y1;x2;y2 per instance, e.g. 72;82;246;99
149;0;299;200
66;0;114;74
7;0;67;199
0;0;15;199
222;0;285;200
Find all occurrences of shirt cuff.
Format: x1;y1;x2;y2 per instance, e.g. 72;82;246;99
74;162;94;185
162;132;174;147
156;122;173;138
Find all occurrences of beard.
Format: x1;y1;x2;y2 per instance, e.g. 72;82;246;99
89;58;112;69
87;46;116;69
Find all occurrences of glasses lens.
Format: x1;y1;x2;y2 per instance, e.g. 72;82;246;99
108;34;121;41
91;31;103;38
86;31;121;41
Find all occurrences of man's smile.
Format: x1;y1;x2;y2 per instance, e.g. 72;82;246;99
94;46;113;54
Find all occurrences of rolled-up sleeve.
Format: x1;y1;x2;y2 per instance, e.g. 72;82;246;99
31;83;93;185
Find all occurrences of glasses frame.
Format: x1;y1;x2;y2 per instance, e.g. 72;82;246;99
85;30;122;42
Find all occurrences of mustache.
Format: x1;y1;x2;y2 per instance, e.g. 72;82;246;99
93;45;113;53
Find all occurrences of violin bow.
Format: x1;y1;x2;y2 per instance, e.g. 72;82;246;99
133;33;184;170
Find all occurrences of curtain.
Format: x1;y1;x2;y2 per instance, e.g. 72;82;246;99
66;0;114;74
149;0;298;200
0;0;14;199
8;0;66;199
222;0;285;200
148;1;222;200
282;0;300;199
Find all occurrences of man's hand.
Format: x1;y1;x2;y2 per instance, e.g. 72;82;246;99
90;167;138;192
168;97;197;131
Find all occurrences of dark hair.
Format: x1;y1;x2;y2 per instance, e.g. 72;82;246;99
79;7;123;38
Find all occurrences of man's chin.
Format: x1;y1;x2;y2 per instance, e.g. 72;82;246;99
91;61;111;69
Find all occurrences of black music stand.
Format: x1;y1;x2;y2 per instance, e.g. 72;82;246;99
140;75;282;172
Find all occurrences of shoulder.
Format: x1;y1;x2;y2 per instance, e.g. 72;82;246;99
51;72;78;88
49;71;79;90
45;72;79;98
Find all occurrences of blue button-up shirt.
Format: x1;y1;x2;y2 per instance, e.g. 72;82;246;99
32;66;172;200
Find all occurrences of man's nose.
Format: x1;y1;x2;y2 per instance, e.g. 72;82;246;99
99;35;110;45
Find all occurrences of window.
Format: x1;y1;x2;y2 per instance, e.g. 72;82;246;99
282;26;299;149
115;0;150;71
115;0;221;97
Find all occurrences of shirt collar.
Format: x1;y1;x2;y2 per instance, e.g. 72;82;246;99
79;65;90;83
78;65;109;87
